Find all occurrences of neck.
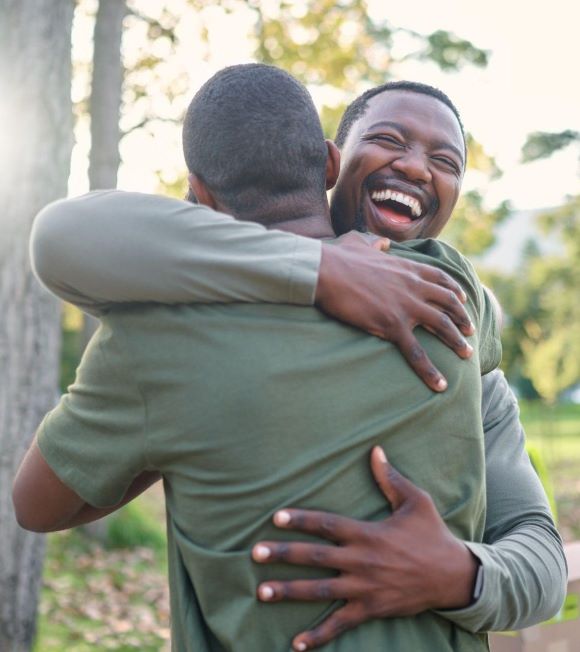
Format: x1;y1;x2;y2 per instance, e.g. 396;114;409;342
232;200;336;239
269;213;335;238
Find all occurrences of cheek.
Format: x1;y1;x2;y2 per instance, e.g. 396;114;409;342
437;177;461;209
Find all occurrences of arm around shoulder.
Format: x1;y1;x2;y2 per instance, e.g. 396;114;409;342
30;190;321;313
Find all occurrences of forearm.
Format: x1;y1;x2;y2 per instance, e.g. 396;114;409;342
439;519;566;631
30;190;320;315
436;371;567;631
48;471;161;532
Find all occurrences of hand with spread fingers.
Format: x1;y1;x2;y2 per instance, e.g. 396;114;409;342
252;447;479;651
316;232;475;393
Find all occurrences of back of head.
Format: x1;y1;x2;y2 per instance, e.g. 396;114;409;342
183;64;328;223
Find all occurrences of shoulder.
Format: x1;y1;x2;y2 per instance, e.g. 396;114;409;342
391;238;477;282
481;369;519;433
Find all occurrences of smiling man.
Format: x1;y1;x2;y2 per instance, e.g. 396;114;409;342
331;82;465;241
23;76;565;650
250;82;566;649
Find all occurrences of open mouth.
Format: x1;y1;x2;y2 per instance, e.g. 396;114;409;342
370;189;423;224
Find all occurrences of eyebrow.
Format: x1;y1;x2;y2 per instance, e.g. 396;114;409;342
364;120;465;165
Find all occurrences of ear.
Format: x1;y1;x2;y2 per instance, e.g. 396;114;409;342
188;173;218;209
325;140;340;190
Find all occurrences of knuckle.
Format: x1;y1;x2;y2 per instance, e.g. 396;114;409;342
277;543;290;560
359;522;376;542
438;313;453;329
316;581;333;600
291;511;306;528
437;270;451;286
320;514;337;537
279;583;291;600
331;616;350;636
415;487;433;507
448;289;459;306
310;547;327;565
409;344;425;363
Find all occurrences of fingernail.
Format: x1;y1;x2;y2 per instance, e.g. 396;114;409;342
274;510;291;526
465;343;473;355
461;290;468;302
253;545;271;561
294;642;308;651
259;585;275;600
374;446;387;463
436;377;448;391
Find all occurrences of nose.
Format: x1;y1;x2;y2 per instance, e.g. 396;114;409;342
391;149;432;184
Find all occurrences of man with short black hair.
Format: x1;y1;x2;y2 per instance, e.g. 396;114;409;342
16;64;504;652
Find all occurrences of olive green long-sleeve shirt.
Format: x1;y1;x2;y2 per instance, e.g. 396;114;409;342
31;191;566;634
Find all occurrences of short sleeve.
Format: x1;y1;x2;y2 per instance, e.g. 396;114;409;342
36;321;147;508
393;239;502;374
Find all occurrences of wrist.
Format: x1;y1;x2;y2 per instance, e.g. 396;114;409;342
436;539;480;610
314;243;339;309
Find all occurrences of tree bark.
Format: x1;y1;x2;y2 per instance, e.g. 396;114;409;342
88;0;127;191
82;0;127;350
0;1;74;650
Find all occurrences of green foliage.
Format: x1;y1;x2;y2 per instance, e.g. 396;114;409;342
522;199;580;401
60;303;84;392
465;133;502;178
481;198;580;401
106;501;167;553
521;129;580;163
418;30;489;71
251;1;488;86
526;442;558;521
254;0;395;88
156;171;189;199
479;126;580;399
443;191;510;256
320;103;349;139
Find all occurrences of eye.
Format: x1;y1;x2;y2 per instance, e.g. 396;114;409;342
373;134;405;147
432;156;461;173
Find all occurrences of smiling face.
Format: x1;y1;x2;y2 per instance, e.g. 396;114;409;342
330;90;465;241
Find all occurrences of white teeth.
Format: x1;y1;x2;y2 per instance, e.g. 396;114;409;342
370;189;422;218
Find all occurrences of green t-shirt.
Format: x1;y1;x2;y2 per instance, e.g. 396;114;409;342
38;239;500;652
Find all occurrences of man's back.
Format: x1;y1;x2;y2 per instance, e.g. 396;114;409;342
37;240;500;651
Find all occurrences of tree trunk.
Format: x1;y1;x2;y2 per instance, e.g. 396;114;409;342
88;0;126;191
82;0;127;350
0;1;74;650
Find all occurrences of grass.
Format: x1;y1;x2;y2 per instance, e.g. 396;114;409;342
34;492;170;652
520;400;580;540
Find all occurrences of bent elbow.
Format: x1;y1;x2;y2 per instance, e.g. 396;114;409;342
12;478;54;533
29;198;73;293
12;494;47;533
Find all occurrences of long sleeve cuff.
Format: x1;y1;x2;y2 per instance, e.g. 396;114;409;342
434;530;567;633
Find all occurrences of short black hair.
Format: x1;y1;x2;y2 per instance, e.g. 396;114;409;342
335;80;466;158
182;64;328;222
